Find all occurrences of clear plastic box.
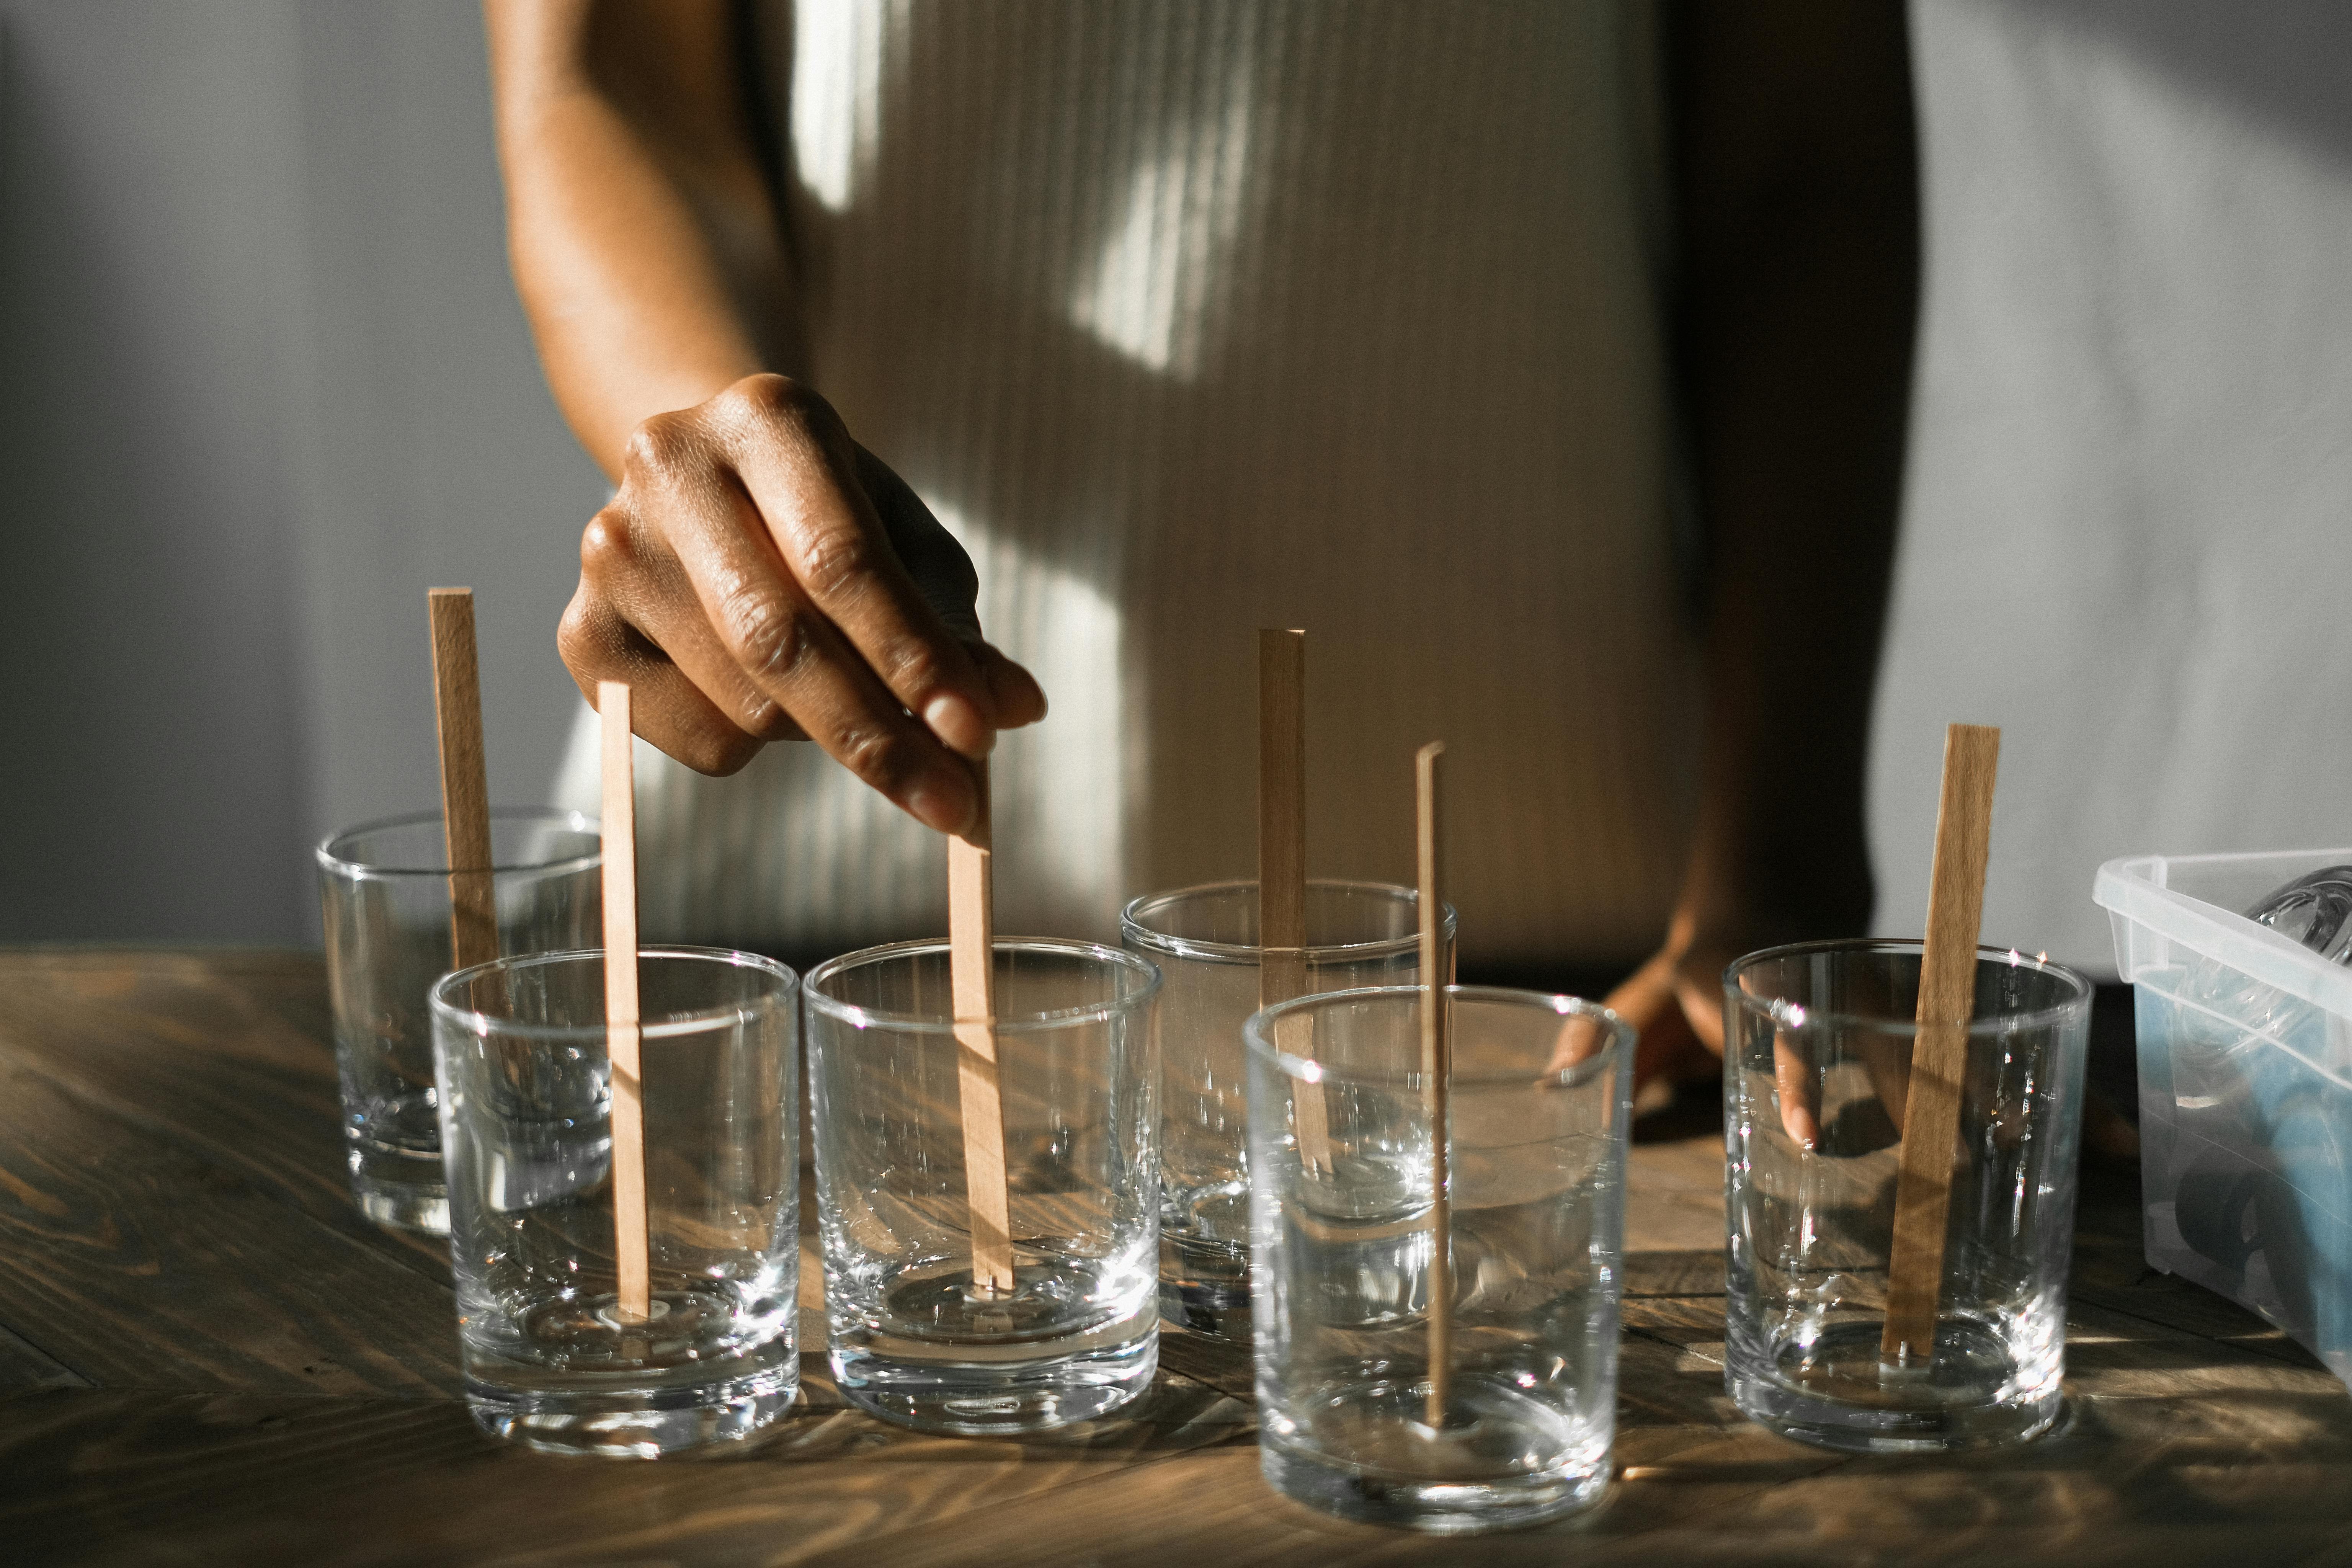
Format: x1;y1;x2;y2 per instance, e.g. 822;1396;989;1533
2095;849;2352;1390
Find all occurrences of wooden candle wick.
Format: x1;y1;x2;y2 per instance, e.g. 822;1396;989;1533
1881;723;2000;1368
951;761;1015;1295
1259;629;1331;1170
428;589;497;972
598;682;651;1324
1416;742;1453;1427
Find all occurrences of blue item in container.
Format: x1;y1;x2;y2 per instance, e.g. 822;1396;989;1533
2097;851;2352;1392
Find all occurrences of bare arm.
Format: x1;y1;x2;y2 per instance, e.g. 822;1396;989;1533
1606;0;1919;1117
485;0;1042;836
488;0;785;468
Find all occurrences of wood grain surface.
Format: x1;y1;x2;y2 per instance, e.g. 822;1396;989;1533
2;948;2349;1566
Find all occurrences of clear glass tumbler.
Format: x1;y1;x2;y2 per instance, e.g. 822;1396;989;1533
804;938;1163;1436
429;947;800;1457
1248;985;1633;1533
317;807;600;1233
1123;880;1454;1339
1723;939;2093;1452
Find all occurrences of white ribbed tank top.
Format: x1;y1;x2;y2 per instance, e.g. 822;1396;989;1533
555;0;1700;965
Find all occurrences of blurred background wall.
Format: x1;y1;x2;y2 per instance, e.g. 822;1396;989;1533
0;0;600;945
2;0;2347;973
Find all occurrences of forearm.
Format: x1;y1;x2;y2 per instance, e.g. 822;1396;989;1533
485;0;794;478
1671;0;1919;944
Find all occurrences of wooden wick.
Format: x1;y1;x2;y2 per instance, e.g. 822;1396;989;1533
428;590;497;971
598;681;651;1323
1416;741;1453;1427
1259;630;1331;1169
950;761;1014;1295
1881;723;2000;1368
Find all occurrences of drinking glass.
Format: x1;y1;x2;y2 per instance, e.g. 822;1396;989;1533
1723;939;2093;1452
804;939;1162;1435
317;808;600;1233
429;947;800;1457
1122;880;1454;1338
1249;985;1632;1532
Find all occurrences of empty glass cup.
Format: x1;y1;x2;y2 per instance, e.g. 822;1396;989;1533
1723;939;2092;1452
804;939;1162;1436
430;947;800;1457
317;808;600;1233
1122;881;1454;1338
1249;985;1633;1533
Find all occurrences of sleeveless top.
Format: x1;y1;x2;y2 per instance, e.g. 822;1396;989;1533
555;0;1700;965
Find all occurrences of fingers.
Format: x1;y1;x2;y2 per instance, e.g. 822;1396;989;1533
562;374;1048;836
969;640;1048;729
557;576;782;776
1545;1010;1618;1076
1594;951;1696;1085
710;378;1000;756
1773;1031;1822;1151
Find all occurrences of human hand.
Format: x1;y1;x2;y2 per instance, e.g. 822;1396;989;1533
1548;920;1862;1149
557;374;1046;837
1545;926;1729;1113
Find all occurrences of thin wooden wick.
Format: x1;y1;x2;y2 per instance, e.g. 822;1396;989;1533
1416;741;1452;1427
1259;630;1331;1170
950;760;1014;1295
598;681;651;1324
1881;723;2001;1368
428;589;497;971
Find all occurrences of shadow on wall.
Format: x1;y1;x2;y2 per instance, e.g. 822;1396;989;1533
2005;0;2352;168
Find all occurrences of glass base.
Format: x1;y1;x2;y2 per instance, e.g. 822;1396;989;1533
1261;1422;1610;1534
1160;1277;1250;1339
1728;1318;2065;1453
832;1324;1158;1437
465;1363;797;1458
1161;1192;1252;1340
350;1171;448;1236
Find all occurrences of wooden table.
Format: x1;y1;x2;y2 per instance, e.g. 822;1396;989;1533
3;948;2349;1566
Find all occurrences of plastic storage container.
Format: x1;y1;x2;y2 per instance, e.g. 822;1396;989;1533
2095;849;2352;1390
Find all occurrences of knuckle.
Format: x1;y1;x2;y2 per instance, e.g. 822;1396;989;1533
735;693;796;741
833;724;913;790
556;592;598;662
718;373;835;438
882;640;950;697
622;412;697;479
793;524;874;601
718;583;810;683
578;506;635;574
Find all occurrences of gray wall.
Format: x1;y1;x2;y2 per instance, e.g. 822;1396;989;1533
0;1;602;944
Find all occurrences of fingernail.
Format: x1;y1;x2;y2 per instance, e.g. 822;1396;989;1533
906;772;975;837
923;693;993;757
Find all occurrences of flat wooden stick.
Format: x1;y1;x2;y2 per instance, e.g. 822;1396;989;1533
428;589;497;971
1881;723;2000;1367
950;761;1014;1295
1416;742;1454;1426
1259;630;1332;1169
598;681;651;1323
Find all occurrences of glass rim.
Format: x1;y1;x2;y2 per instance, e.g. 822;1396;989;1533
316;805;601;880
803;936;1162;1035
428;944;798;1042
1119;878;1458;965
1722;937;2094;1037
1244;983;1632;1091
